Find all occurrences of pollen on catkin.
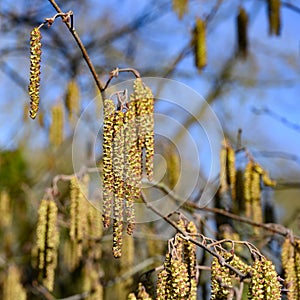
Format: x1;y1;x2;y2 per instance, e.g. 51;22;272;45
28;27;42;119
267;0;281;36
193;18;207;71
112;111;125;258
49;103;64;147
237;7;249;58
124;102;138;234
102;98;115;228
3;265;27;300
131;78;154;181
35;199;59;292
248;257;281;299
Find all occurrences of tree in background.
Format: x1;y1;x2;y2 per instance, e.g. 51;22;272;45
0;0;300;299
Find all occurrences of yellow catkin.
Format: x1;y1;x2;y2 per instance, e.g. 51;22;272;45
120;233;134;271
282;238;298;299
69;176;89;264
172;0;188;19
131;78;154;182
220;140;236;200
86;203;103;260
251;170;263;224
249;257;281;299
36;199;59;292
112;111;125;258
28;27;42;119
0;190;11;228
295;241;300;299
49;103;64;147
65;79;80;123
102;98;115;228
124;102;138;234
210;256;233;299
219;145;228;194
82;262;103;300
3;265;27;300
237;7;248;58
267;0;281;36
193;18;207;71
244;161;253;219
165;143;180;190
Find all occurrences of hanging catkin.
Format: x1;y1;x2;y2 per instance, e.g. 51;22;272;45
131;78;154;181
49;103;64;147
102;98;115;228
3;265;27;300
124;101;138;234
35;199;59;291
28;27;42;119
65;79;80;123
112;111;125;258
237;7;249;58
267;0;281;36
193;18;207;71
281;237;298;299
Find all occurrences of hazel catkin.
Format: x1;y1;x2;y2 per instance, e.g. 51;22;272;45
28;27;42;119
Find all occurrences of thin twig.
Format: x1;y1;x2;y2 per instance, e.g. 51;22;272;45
47;0;104;92
141;192;247;279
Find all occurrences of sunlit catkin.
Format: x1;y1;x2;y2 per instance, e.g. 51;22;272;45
237;7;248;58
193;18;207;71
267;0;281;36
36;199;59;292
244;161;253;219
249;257;281;299
210;256;233;299
172;0;188;19
131;78;154;181
124;102;138;234
28;27;42;119
112;111;125;258
136;282;152;300
102;98;115;228
3;265;27;300
49;103;64;147
281;238;298;299
65;79;80;123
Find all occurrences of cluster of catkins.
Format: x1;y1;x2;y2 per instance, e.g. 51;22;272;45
102;78;154;258
211;251;281;299
219;139;275;228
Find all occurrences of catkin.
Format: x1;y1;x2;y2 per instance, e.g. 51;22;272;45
69;176;89;264
172;0;188;19
82;262;103;300
65;80;80;123
102;98;115;228
244;161;253;219
36;199;59;292
131;78;154;181
248;257;281;299
220;140;236;201
193;18;207;71
28;27;42;119
124;102;138;234
0;190;11;228
282;238;298;299
267;0;281;36
49;103;64;147
237;7;249;58
112;111;125;258
3;265;27;300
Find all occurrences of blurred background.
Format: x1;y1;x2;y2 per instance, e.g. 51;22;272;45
0;0;299;299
